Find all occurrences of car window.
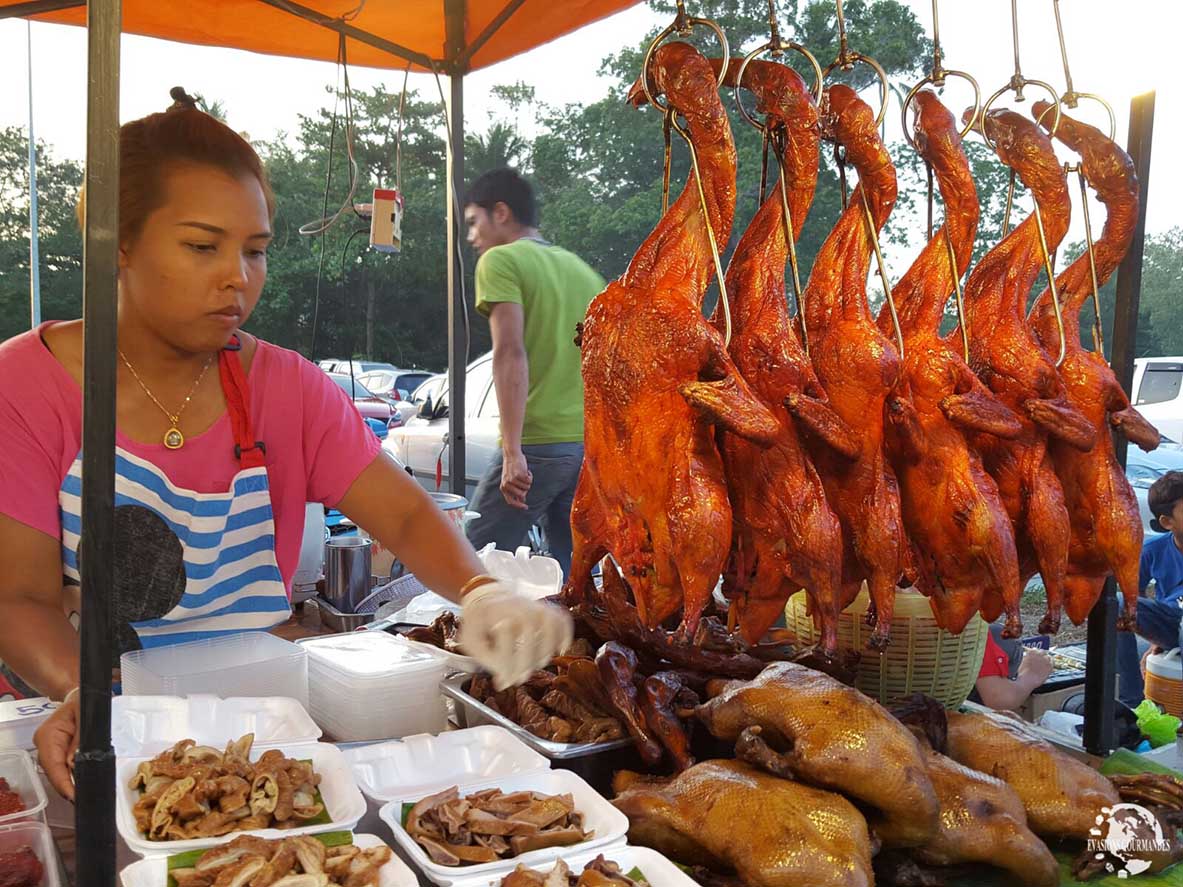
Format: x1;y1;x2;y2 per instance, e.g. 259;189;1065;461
413;376;445;403
1136;364;1183;406
479;374;500;418
465;359;494;417
395;373;431;395
1127;463;1165;489
329;375;378;398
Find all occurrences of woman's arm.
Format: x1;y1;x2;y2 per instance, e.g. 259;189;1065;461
0;513;78;699
334;452;484;603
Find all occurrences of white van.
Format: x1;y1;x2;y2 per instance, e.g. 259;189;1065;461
1132;357;1183;442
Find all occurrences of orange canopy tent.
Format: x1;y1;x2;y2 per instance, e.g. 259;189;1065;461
0;3;644;883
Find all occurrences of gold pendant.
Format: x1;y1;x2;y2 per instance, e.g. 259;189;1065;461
164;427;185;449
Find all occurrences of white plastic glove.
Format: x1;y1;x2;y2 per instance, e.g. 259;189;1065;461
458;579;574;691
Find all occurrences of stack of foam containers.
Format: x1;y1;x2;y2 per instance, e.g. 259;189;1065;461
120;631;309;709
297;633;447;741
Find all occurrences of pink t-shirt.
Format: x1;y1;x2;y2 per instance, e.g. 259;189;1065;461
0;324;382;592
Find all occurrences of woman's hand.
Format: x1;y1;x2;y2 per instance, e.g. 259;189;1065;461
34;688;79;801
459;580;573;690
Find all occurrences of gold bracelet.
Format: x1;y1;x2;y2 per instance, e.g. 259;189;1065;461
459;574;498;600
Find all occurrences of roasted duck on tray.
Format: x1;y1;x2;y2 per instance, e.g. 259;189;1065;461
564;40;777;643
955;107;1096;635
712;57;854;654
878;90;1024;638
1028;101;1159;628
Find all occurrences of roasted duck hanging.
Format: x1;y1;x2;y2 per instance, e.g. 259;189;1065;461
712;57;855;653
877;90;1024;637
563;41;778;642
800;84;910;650
956;107;1096;634
1029;101;1159;629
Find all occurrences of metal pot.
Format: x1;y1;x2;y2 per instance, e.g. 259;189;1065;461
324;535;372;613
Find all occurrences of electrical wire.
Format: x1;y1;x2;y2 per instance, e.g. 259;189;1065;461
299;35;362;237
309;71;343;362
340;227;371;396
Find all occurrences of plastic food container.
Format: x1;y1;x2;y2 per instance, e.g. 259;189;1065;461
120;632;309;709
118;832;415;887
116;741;364;858
379;769;629;885
0;750;48;827
0;820;61;887
448;846;698;887
111;695;320;758
343;726;550;805
1147;648;1183;717
0;698;58;752
298;633;448;741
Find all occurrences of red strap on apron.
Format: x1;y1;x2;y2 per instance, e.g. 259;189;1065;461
218;336;266;469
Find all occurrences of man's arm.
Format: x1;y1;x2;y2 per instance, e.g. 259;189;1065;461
976;649;1053;712
488;302;532;509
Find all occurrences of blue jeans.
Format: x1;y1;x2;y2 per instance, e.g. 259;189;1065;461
1116;596;1183;707
465;443;584;579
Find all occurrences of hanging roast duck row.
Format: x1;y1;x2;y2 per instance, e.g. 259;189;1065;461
560;35;1158;655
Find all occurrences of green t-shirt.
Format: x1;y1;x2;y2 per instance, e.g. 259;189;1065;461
474;238;605;445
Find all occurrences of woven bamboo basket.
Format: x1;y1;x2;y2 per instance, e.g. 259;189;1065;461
784;584;989;709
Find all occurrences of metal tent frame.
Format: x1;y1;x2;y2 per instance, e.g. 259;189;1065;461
0;0;1156;880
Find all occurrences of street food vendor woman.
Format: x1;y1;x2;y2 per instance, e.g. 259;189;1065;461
0;89;572;800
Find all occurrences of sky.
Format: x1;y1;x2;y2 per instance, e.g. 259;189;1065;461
0;0;1179;254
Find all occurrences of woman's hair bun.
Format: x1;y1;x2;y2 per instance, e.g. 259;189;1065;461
168;87;199;111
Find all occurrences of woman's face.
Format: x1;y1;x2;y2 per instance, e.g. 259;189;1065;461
119;162;272;354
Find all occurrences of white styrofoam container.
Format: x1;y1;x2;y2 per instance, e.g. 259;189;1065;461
448;846;697;887
343;726;549;804
111;695;321;758
378;769;629;885
121;632;308;708
0;698;58;751
311;702;448;743
0;749;48;827
0;820;61;887
299;633;443;682
116;741;364;857
118;832;415;887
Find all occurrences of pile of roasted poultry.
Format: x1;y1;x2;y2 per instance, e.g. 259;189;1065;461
562;39;1158;655
613;660;1183;886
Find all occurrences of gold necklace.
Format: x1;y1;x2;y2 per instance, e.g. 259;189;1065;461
119;350;215;450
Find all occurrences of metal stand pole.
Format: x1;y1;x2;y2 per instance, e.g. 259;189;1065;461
1083;91;1155;757
27;20;40;328
445;0;467;497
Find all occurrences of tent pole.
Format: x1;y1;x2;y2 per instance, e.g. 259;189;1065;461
1083;90;1155;757
254;0;437;70
28;20;40;328
0;0;83;21
460;0;528;68
75;0;119;881
445;0;467;497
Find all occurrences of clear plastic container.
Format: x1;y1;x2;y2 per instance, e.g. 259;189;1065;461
120;631;308;708
0;820;61;887
111;695;320;758
343;726;549;804
379;769;629;885
0;750;48;827
0;698;58;752
119;832;415;887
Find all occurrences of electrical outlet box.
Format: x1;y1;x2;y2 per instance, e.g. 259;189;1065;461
370;188;404;253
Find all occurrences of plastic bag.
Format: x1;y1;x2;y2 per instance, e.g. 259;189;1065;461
1134;699;1182;748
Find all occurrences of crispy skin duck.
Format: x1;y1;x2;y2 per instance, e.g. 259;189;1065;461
563;42;778;642
956;108;1096;634
639;671;697;771
876;91;1024;637
801;84;909;650
1029;101;1158;628
710;57;854;652
696;662;939;847
612;760;874;887
945;709;1118;839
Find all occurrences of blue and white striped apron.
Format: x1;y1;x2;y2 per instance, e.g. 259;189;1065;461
57;340;291;649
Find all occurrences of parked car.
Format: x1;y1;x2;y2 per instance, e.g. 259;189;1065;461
390;373;447;426
383;354;499;499
356;368;434;405
1128;438;1183;533
327;373;395;426
1132;357;1183;443
322;359;398;376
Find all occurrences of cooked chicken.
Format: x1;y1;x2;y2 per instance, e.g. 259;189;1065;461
613;760;873;887
945;708;1118;839
877;90;1024;637
1029;101;1159;628
596;642;664;765
695;662;939;846
563;40;778;642
955;107;1096;634
710;57;853;652
801;84;910;650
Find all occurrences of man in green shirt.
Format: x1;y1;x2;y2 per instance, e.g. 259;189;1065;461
463;168;605;577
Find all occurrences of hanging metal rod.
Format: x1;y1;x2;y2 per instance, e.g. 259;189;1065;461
0;0;84;20
460;0;529;69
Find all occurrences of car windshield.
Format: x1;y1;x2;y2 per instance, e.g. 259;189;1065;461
329;375;378;398
396;373;431;395
1137;364;1183;406
1128;463;1166;489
